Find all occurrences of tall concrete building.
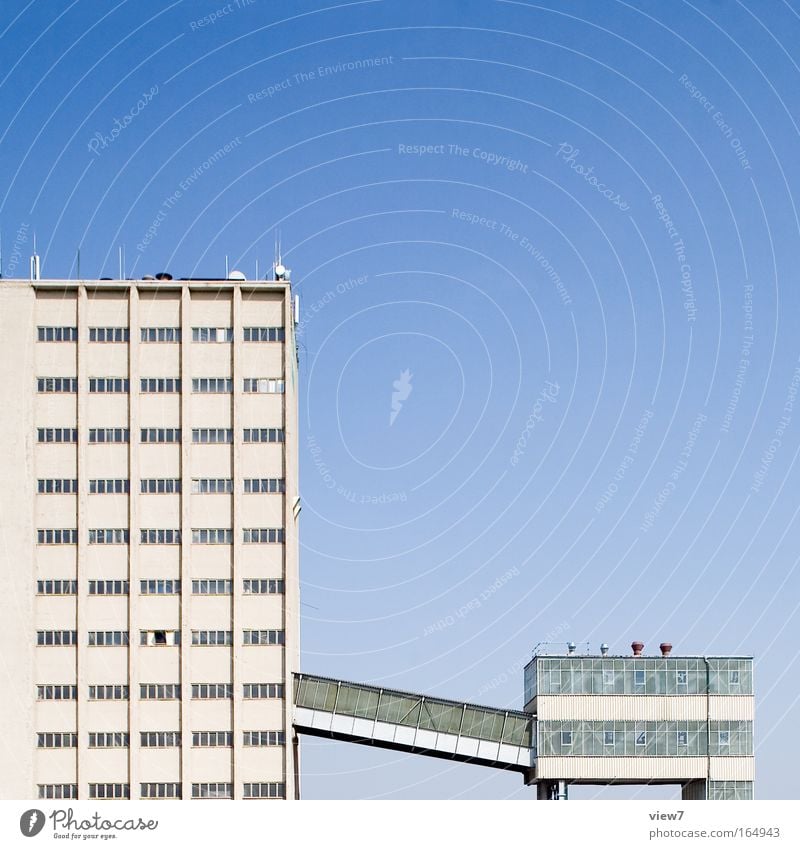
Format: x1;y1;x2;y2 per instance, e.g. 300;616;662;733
0;271;300;801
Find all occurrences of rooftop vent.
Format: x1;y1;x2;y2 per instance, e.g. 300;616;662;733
659;642;673;657
567;642;576;656
155;272;172;281
227;270;246;281
631;641;644;657
600;643;609;657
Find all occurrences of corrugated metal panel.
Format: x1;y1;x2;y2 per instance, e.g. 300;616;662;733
709;757;754;780
535;756;708;780
709;696;754;721
536;695;708;721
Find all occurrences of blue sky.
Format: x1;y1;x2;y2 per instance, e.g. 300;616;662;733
2;0;799;800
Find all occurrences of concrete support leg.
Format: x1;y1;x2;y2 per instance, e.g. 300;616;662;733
681;780;707;800
536;780;569;800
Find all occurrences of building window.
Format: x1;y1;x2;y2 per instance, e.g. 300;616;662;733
634;669;646;687
243;378;285;394
141;783;181;799
37;732;77;748
88;428;129;443
38;784;77;799
37;377;77;393
140;630;180;647
191;529;232;545
37;630;77;646
635;730;647;747
191;630;232;646
141;731;181;748
141;428;181;443
89;327;129;343
243;528;284;543
140;377;181;393
89;377;129;393
37;580;77;595
192;683;233;700
192;731;232;747
192;579;232;594
243;630;285;646
37;478;78;494
192;783;232;799
243;683;284;699
243;327;284;342
191;478;232;493
141;327;181;343
243;428;284;443
89;479;129;494
37;428;77;443
37;685;77;700
192;428;232;443
38;326;77;342
88;631;129;646
243;579;284;594
244;478;285;493
192;377;232;393
560;730;573;747
89;732;129;748
37;529;78;544
89;784;130;799
140;528;182;545
677;730;689;747
602;669;614;688
89;528;129;544
243;782;285;799
88;580;129;595
242;731;285;747
140;684;181;700
676;669;689;687
603;730;615;746
729;670;741;686
140;579;181;595
141;478;181;493
89;685;129;700
192;327;233;343
718;730;731;747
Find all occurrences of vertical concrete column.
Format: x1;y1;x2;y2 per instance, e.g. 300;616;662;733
75;286;88;799
127;286;140;798
179;286;192;799
282;286;300;800
231;285;243;799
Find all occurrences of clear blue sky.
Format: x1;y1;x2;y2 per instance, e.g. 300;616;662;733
2;0;799;800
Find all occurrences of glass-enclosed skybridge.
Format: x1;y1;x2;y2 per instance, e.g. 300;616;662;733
293;673;533;772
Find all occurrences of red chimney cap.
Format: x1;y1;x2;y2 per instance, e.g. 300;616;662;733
631;641;645;656
659;642;673;657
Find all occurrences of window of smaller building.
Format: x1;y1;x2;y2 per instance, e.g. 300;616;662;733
604;730;615;746
140;630;180;647
635;730;647;746
718;730;730;747
560;730;572;747
729;670;740;686
634;669;646;687
677;730;688;747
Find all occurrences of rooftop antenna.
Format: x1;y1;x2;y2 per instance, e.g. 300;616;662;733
273;230;288;280
30;232;40;281
255;258;259;280
0;229;4;278
118;246;123;280
225;255;229;278
76;247;81;280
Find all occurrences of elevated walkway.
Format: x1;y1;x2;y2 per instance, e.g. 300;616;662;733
293;673;533;772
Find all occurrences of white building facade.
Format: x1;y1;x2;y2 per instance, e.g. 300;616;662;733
0;275;300;801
